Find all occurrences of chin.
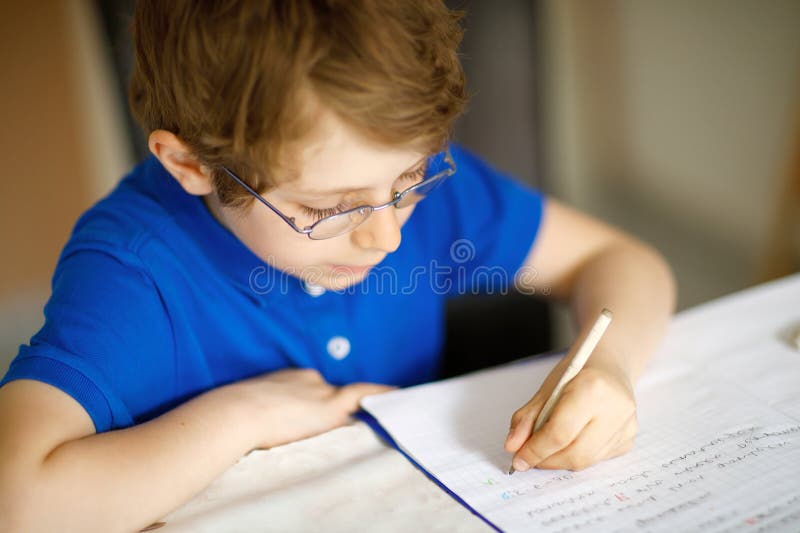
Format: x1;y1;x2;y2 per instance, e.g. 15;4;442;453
323;270;369;291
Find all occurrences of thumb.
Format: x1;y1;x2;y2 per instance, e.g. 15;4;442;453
336;382;397;412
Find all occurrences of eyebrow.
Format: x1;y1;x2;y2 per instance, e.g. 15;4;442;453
290;156;426;197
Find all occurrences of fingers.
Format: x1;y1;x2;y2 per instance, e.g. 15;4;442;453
504;394;544;452
595;413;638;462
534;418;603;471
529;412;638;472
511;390;593;471
265;367;324;383
335;382;397;412
508;360;640;473
506;357;574;453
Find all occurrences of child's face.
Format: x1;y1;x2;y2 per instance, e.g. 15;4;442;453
205;110;427;291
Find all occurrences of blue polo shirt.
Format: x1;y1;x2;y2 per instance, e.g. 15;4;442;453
0;145;544;433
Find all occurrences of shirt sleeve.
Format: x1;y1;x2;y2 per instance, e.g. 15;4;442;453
434;144;546;296
0;244;175;433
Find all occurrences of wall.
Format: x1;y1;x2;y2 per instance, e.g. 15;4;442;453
0;1;131;373
539;0;800;309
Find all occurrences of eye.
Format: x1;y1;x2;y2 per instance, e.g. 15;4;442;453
301;202;350;221
399;162;426;183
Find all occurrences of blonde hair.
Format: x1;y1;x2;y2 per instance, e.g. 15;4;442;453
129;0;468;206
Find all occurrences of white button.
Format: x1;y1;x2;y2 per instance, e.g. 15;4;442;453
302;281;326;297
327;336;351;360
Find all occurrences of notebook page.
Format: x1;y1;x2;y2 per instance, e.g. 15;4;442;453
361;342;800;533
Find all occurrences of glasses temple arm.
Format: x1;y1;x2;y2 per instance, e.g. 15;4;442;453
220;167;310;233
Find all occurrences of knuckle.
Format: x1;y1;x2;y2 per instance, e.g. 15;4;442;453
565;453;591;471
582;373;606;395
338;388;364;410
515;451;531;466
519;445;542;465
334;385;355;399
534;458;555;470
570;460;590;472
329;396;353;416
610;440;634;458
547;428;573;449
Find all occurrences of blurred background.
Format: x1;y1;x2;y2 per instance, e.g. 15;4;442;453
1;0;798;374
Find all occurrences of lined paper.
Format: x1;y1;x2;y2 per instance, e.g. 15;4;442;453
362;338;800;533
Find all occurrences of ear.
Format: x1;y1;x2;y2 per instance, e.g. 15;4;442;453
148;130;214;196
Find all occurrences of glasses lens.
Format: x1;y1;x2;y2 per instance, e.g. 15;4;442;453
395;151;453;208
424;151;451;176
395;174;447;208
309;206;372;240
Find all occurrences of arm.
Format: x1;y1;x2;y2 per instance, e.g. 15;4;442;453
506;198;676;471
0;379;254;533
519;198;676;381
0;371;391;533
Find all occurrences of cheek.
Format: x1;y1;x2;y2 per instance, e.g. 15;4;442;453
228;206;321;267
235;206;283;246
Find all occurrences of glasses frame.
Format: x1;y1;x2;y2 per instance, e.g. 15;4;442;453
220;147;456;240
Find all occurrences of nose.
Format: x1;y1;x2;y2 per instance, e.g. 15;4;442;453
350;205;402;253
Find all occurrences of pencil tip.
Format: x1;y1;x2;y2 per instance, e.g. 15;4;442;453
507;466;515;476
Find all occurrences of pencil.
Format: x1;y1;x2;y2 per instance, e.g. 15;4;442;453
508;308;613;475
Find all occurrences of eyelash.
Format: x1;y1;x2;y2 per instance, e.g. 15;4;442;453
402;164;426;181
301;202;351;221
301;165;426;221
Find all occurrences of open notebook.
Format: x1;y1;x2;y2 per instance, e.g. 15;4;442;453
360;278;800;532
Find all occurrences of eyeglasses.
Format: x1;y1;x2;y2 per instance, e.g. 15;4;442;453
221;147;456;240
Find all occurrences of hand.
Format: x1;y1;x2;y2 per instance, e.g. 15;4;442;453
221;368;395;450
504;351;638;471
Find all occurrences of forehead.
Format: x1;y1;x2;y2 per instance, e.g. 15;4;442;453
284;109;425;195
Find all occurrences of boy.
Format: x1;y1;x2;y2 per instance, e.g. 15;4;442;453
0;1;675;532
